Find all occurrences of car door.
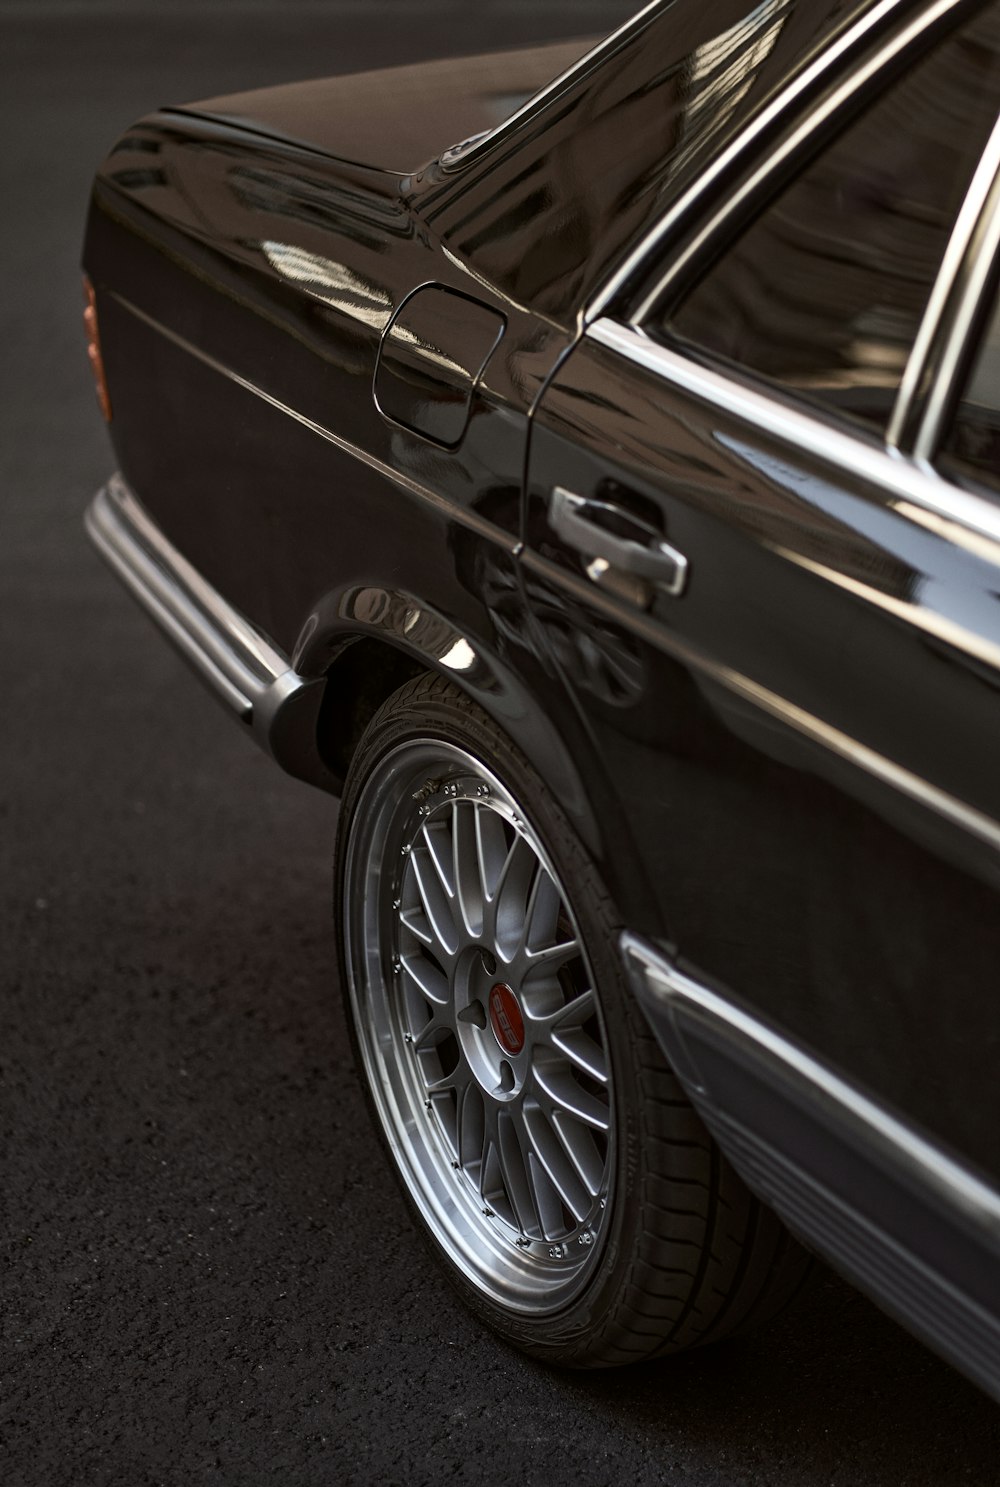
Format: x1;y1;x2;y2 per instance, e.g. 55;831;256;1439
522;0;1000;1189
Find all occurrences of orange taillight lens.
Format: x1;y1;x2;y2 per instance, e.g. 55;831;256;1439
82;274;112;422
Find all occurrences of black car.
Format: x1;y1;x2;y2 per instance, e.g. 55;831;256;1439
83;0;1000;1392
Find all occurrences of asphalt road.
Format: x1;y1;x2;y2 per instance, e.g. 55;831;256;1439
2;3;999;1483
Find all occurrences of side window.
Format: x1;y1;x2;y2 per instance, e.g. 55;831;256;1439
657;4;1000;433
939;281;1000;490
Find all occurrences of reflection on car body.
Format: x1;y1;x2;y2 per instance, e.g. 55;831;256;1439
84;0;1000;1392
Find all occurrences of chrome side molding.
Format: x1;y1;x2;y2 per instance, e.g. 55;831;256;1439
623;931;1000;1400
86;473;331;786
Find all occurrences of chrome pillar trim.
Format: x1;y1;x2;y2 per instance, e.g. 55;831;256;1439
915;163;1000;462
85;473;305;750
621;932;1000;1234
438;0;664;173
586;0;947;327
587;318;1000;552
891;114;1000;451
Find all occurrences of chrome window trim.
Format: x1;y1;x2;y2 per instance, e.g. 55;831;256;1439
588;317;1000;549
438;0;664;173
585;0;952;326
915;161;1000;462
889;117;1000;450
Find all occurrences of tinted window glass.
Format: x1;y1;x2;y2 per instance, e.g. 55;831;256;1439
662;5;1000;432
939;282;1000;489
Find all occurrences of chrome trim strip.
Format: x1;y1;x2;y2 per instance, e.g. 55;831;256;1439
588;317;1000;550
439;0;664;172
588;0;946;326
86;473;304;746
916;162;1000;461
110;294;518;554
622;933;1000;1232
888;115;1000;449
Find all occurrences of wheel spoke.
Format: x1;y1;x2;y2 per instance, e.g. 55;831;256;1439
533;1063;610;1133
398;905;435;949
420;819;456;898
457;1081;485;1172
522;1100;591;1223
411;1012;446;1051
496;1109;542;1239
524;866;561;953
521;935;581;982
492;834;538;957
549;1110;607;1197
410;845;460;957
425;1057;474;1097
449;800;481;936
548;1025;608;1085
400;951;449;1007
479;1104;506;1208
475;806;508;906
539;986;597;1030
528;1152;569;1241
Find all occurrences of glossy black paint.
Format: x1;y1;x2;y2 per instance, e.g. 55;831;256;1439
526;330;1000;1179
83;0;1000;1393
86;94;595;818
374;285;506;448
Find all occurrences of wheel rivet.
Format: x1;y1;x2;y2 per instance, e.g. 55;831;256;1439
392;899;401;910
481;1207;494;1218
403;1033;413;1044
401;845;410;856
515;1236;529;1248
424;1099;432;1111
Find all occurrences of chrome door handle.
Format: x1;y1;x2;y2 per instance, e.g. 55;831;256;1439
548;486;688;596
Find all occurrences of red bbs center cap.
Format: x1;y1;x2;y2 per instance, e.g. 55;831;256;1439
489;983;525;1056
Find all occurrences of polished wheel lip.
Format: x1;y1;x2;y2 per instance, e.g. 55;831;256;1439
343;737;614;1316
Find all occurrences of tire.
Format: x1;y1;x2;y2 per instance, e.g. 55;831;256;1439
335;672;811;1367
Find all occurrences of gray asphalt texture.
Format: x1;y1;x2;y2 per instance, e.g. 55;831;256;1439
2;2;999;1483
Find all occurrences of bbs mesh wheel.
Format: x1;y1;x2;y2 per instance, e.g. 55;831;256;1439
335;673;811;1366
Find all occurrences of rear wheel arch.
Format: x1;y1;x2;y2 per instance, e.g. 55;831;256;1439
297;586;608;862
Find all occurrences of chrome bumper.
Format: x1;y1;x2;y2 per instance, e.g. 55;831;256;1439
85;473;334;788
